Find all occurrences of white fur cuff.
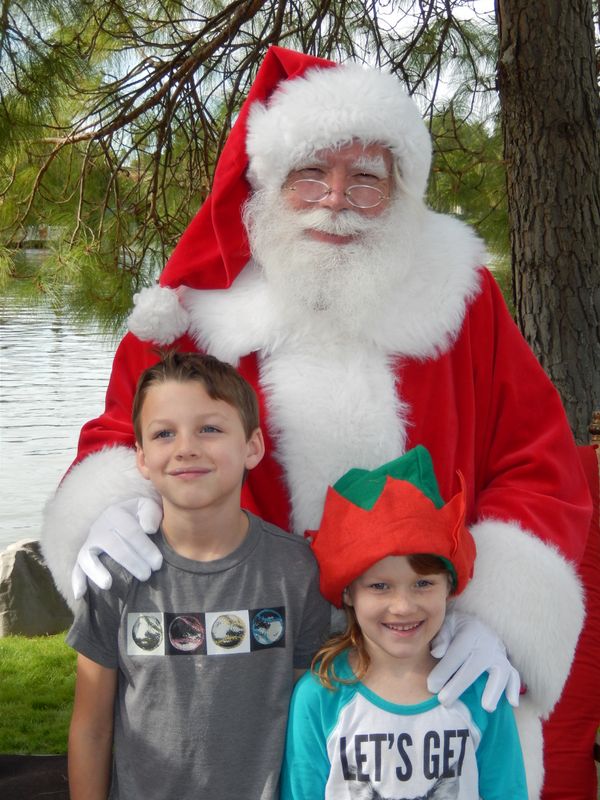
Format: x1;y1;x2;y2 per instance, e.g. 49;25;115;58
455;518;584;718
41;447;159;608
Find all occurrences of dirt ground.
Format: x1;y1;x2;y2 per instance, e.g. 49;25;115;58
1;753;598;799
0;754;68;800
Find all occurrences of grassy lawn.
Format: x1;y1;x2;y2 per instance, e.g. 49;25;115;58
0;632;76;754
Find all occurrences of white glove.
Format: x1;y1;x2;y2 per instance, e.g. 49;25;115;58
427;610;521;712
71;497;164;599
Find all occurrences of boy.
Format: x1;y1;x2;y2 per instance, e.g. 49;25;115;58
67;351;330;800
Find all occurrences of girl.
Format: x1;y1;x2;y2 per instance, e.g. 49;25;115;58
281;446;527;799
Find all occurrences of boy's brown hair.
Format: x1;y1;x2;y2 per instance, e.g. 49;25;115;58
132;350;260;443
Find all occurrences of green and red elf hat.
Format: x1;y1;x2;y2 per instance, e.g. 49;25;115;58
308;446;476;607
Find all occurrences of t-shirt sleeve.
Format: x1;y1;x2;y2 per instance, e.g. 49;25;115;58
66;557;129;669
280;671;332;799
293;551;331;669
474;692;528;799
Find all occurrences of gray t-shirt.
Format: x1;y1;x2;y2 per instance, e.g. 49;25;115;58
67;513;330;800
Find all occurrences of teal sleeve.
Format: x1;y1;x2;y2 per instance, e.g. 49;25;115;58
472;692;528;799
280;671;334;800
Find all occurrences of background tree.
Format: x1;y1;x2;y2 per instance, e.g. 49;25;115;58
0;0;503;327
496;0;600;441
1;0;597;439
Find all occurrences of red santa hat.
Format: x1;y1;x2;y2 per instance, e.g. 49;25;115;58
128;46;431;343
308;446;476;608
159;47;336;294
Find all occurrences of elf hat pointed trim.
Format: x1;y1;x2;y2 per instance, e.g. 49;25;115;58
308;447;476;607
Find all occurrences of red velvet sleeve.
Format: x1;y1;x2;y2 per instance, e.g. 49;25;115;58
470;271;592;563
73;332;199;467
402;268;592;565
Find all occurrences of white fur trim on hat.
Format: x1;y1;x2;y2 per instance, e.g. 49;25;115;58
127;285;190;344
246;63;432;198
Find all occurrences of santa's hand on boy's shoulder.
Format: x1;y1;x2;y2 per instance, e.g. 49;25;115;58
71;497;164;599
427;610;521;712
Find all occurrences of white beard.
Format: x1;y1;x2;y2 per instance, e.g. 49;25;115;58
243;189;424;340
181;187;483;534
241;190;417;531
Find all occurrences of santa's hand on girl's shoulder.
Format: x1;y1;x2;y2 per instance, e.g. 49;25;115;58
428;610;521;712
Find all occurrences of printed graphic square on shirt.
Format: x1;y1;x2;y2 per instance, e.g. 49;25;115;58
249;606;286;651
164;612;207;655
205;609;251;655
127;612;166;656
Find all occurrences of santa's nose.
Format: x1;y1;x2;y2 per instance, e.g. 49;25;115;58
318;169;353;212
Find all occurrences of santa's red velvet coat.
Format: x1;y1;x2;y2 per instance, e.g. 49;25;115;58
44;263;593;797
41;46;598;799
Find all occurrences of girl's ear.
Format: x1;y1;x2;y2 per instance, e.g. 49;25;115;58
342;587;353;607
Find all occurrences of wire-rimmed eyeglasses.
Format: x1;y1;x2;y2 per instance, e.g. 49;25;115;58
287;179;390;210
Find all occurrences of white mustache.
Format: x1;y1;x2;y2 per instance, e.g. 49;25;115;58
292;207;383;237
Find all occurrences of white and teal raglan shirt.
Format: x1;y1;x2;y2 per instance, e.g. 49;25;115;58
281;651;527;800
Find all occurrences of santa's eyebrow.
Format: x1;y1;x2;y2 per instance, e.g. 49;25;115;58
351;156;389;178
291;156;328;171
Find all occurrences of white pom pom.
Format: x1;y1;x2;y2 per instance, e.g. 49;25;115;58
127;286;190;344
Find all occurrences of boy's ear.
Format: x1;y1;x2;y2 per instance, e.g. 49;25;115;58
245;427;265;471
135;442;151;480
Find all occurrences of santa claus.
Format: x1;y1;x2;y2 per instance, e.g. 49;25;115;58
42;47;594;798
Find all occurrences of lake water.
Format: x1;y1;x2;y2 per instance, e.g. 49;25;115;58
0;299;117;551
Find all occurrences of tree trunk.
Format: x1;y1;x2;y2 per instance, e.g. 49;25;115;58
495;0;600;443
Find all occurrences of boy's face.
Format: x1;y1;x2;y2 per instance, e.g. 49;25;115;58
135;380;264;517
344;555;450;670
